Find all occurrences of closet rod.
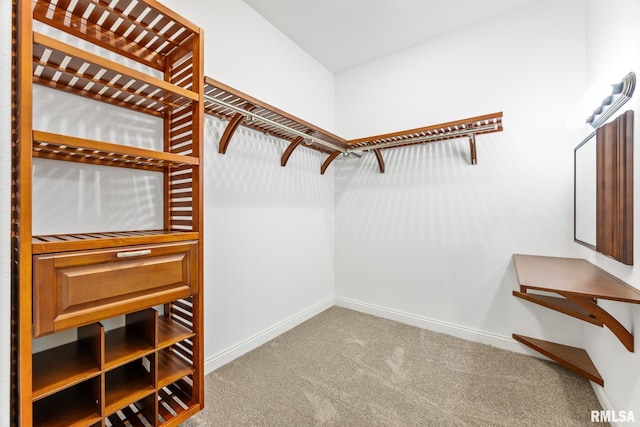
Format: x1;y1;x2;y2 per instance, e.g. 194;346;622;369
347;123;499;153
204;94;346;153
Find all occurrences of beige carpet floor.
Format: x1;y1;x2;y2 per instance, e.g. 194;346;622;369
181;306;605;426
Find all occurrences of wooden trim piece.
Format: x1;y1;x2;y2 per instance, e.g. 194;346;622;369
596;110;634;265
15;0;34;424
320;150;342;175
513;334;603;386
281;136;304;167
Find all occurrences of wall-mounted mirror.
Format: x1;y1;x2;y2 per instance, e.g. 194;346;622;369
574;131;597;250
574;110;634;265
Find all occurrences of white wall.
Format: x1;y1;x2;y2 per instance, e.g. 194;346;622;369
334;0;588;356
0;0;12;424
149;0;339;370
161;0;336;133
581;0;640;419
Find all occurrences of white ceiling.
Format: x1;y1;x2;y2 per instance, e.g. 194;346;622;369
242;0;541;74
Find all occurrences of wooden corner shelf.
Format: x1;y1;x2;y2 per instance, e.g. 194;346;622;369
513;334;603;386
512;253;640;385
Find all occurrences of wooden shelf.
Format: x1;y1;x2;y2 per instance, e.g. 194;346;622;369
32;0;200;71
33;379;102;427
33;131;199;171
105;329;155;371
513;254;640;303
32;230;199;254
513;253;640;385
158;316;195;349
105;362;156;415
158;381;199;424
203;76;348;155
158;349;195;388
513;334;603;386
33;32;198;117
32;341;101;401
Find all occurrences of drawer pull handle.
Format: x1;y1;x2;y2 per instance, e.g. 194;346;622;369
116;249;151;258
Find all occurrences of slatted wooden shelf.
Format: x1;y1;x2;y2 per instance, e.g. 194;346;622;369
31;230;199;254
346;112;503;167
33;32;198;117
348;113;503;150
203;77;348;154
204;76;504;172
32;0;200;71
512;253;640;386
33;131;199;171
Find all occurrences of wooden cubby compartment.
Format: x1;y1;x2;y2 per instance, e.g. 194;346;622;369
30;307;199;426
13;0;205;425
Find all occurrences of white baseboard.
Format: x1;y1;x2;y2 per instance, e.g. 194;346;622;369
335;296;541;357
204;296;335;374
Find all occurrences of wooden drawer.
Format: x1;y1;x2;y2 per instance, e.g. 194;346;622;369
33;241;198;337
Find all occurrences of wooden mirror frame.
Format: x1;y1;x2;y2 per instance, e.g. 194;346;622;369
595;110;634;265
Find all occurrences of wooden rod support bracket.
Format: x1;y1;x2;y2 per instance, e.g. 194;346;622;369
320;150;342;175
281;136;305;167
469;133;477;165
373;148;385;173
218;103;255;154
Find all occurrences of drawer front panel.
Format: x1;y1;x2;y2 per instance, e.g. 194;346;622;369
34;242;198;337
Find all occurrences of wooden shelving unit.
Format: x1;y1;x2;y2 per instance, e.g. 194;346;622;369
512;254;640;386
12;0;204;425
